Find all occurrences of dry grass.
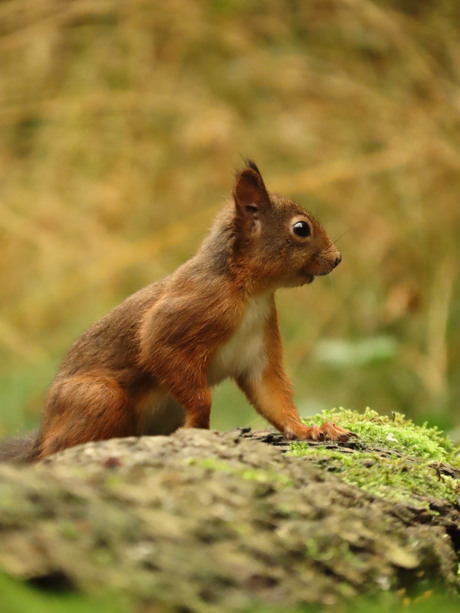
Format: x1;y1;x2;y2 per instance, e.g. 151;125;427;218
1;0;459;436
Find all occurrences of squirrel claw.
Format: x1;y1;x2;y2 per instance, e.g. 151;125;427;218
318;421;357;442
287;421;357;443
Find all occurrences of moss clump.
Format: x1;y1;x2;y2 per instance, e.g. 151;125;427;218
289;408;460;509
303;408;459;464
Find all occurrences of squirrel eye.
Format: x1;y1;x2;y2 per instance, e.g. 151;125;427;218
292;220;311;238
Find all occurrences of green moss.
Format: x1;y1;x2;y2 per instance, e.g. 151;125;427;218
244;588;460;612
302;408;459;463
289;408;460;508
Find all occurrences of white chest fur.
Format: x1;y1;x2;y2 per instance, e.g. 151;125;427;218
208;294;271;385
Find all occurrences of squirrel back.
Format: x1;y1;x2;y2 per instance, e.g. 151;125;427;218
0;160;351;462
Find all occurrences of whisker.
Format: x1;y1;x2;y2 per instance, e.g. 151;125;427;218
333;226;354;244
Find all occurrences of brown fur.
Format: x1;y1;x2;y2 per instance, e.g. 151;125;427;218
0;161;350;463
0;432;39;463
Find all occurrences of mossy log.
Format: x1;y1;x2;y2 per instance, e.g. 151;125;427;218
0;410;458;611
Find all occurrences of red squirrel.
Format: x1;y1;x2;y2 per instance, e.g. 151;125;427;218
0;161;351;462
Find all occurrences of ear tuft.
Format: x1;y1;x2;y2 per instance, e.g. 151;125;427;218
244;159;262;176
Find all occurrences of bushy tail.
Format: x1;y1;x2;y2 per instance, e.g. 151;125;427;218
0;431;40;463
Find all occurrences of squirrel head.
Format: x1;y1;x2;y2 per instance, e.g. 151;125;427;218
230;160;342;291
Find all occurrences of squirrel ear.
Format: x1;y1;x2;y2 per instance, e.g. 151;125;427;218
233;161;270;217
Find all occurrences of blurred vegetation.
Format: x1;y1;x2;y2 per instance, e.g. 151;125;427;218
1;572;459;613
0;573;128;613
1;0;460;438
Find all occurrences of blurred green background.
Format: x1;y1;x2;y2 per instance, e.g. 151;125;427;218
1;0;459;441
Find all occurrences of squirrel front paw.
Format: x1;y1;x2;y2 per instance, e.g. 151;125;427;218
285;421;355;442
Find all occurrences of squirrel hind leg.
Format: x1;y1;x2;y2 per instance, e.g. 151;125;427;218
38;374;135;459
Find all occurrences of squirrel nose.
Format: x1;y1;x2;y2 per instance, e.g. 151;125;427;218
333;253;342;268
